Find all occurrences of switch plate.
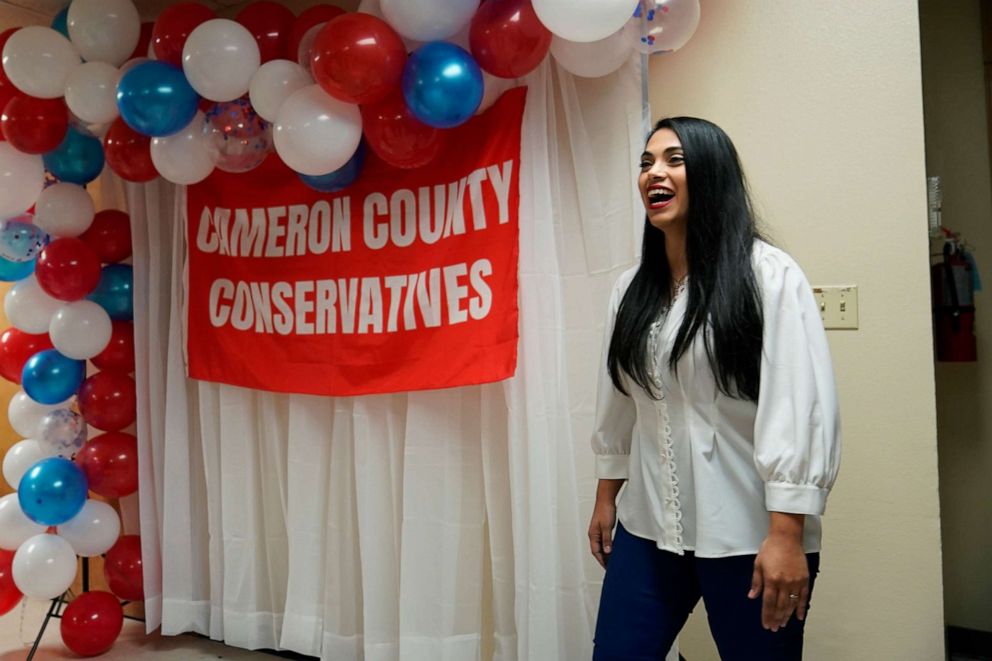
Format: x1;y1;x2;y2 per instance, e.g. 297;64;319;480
812;285;858;330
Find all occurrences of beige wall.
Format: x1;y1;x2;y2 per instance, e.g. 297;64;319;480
920;0;992;634
648;1;944;659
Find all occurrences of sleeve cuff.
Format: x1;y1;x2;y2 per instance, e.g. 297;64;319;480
595;454;629;479
765;481;829;515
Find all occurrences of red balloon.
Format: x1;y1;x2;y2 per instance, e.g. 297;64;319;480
151;3;217;67
1;95;69;154
80;210;132;263
78;372;136;432
0;29;18;88
130;21;154;60
0;328;53;384
103;118;157;183
75;431;139;498
90;322;134;374
311;14;406;105
0;549;22;617
36;238;102;302
360;89;445;169
286;5;345;63
470;0;552;78
60;591;124;656
0;80;24;139
104;535;143;602
237;2;295;63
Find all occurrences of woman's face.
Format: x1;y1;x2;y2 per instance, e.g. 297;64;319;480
639;128;688;233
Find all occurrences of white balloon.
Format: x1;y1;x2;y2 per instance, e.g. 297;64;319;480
120;57;149;75
296;22;326;68
50;300;112;360
534;0;639;43
249;60;313;123
5;275;63;334
2;439;52;490
550;31;633;78
0;495;46;551
33;183;95;238
380;0;479;41
57;500;120;557
1;26;81;99
67;0;140;67
358;0;385;18
274;85;362;176
64;62;122;125
12;533;78;600
0;142;44;218
150;112;217;185
183;19;261;102
69;114;111;139
8;390;71;439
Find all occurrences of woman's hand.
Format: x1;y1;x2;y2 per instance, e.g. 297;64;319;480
748;512;809;631
589;479;624;568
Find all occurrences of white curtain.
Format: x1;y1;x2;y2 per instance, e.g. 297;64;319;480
130;57;655;661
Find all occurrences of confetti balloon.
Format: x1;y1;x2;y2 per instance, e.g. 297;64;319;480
202;98;272;173
625;0;700;54
37;408;87;458
0;216;48;263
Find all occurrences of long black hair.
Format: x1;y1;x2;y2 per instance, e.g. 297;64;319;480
607;117;764;402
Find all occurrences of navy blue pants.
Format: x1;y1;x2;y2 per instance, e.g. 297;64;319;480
594;523;820;661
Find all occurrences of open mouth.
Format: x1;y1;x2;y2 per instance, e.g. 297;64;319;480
647;188;674;209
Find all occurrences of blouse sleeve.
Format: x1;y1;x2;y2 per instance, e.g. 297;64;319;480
754;249;841;515
591;270;637;480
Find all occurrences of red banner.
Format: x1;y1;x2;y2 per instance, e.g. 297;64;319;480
186;88;525;397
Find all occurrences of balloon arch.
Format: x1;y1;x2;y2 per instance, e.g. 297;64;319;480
0;0;697;656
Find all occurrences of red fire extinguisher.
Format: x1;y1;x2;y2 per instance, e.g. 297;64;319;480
932;239;977;362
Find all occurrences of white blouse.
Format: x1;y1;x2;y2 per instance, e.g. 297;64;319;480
592;241;841;557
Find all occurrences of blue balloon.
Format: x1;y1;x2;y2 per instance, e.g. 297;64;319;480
51;7;69;38
43;127;105;185
22;349;85;405
18;457;88;526
402;42;484;129
0;255;35;282
0;217;48;262
117;61;199;137
298;142;366;193
88;263;133;321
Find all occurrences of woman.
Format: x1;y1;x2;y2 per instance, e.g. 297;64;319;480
589;117;841;660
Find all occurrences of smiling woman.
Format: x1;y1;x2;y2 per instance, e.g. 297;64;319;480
589;117;841;660
639;130;687;233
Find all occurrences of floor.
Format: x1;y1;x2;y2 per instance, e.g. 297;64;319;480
0;598;300;660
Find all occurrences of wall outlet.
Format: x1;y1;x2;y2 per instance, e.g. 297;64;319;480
812;285;859;330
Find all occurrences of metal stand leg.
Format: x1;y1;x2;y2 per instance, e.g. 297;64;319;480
25;556;92;660
25;592;64;661
24;556;145;658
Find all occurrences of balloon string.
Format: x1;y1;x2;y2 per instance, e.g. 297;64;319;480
19;598;29;645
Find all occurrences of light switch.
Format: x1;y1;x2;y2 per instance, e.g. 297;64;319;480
812;286;858;330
